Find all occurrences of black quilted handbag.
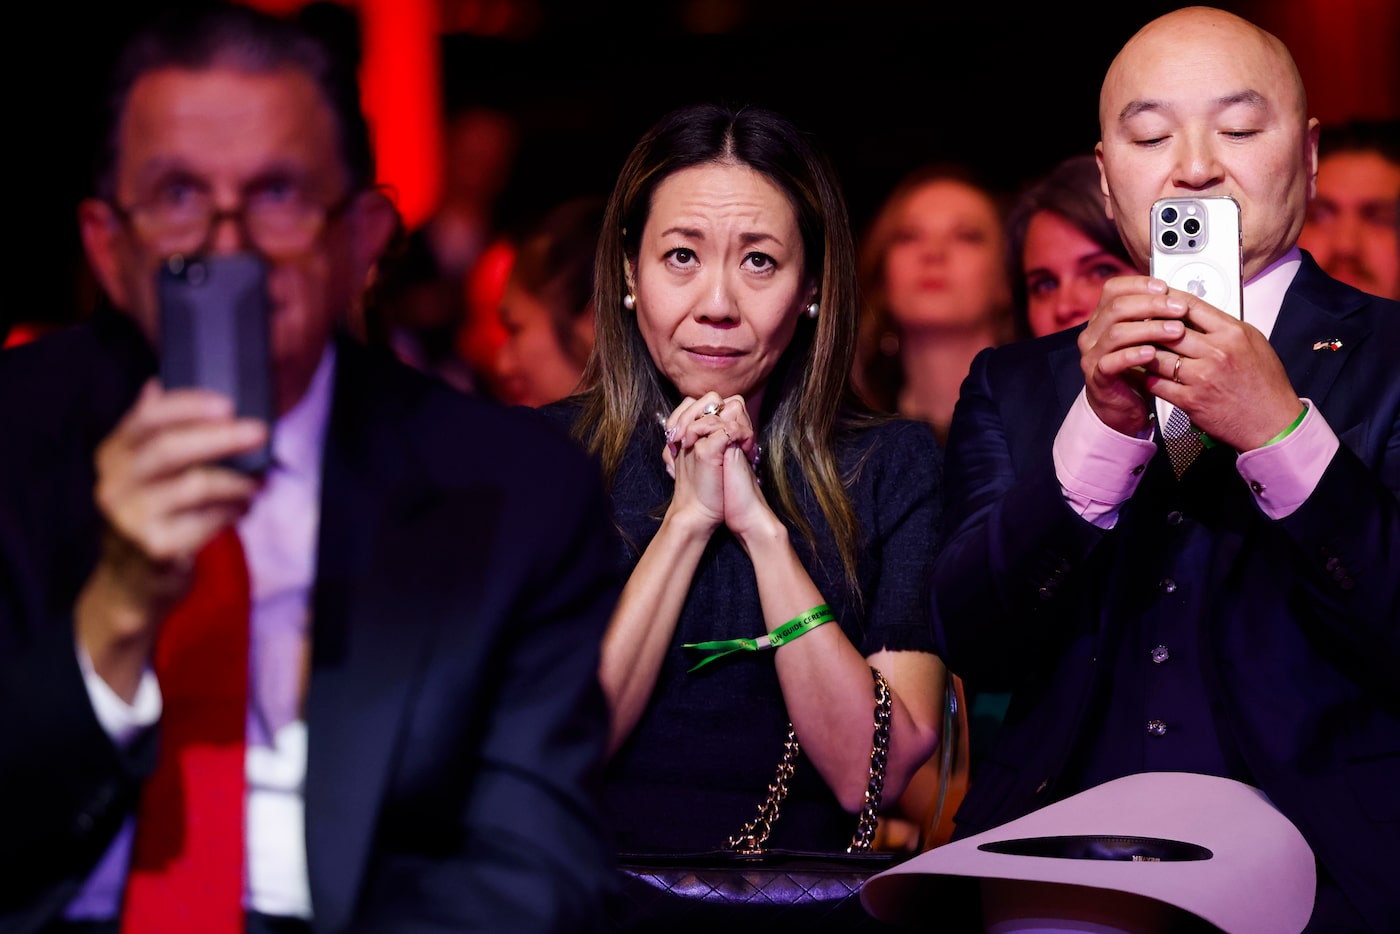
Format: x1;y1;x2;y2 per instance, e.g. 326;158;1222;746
611;848;914;933
610;668;922;932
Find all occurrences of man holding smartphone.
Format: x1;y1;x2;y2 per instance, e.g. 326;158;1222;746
0;6;619;932
924;6;1399;930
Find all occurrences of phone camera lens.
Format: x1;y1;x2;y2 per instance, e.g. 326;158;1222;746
1161;230;1179;248
1182;217;1201;236
1160;206;1179;225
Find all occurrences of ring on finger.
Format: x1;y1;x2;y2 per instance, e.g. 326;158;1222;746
655;410;676;442
703;401;724;417
1172;356;1183;383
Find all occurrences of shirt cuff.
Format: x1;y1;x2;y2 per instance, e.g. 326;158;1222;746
1054;390;1156;529
1235;399;1337;519
77;642;162;747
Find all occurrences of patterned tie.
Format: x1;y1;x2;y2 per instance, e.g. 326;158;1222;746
122;526;249;934
1164;404;1205;478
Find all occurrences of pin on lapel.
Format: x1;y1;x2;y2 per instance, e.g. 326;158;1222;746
1312;338;1343;351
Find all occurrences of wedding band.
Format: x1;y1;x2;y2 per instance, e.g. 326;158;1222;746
1172;357;1183;383
703;401;724;416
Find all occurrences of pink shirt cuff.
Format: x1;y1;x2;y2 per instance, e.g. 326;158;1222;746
1053;392;1336;525
1054;390;1155;529
1235;399;1336;519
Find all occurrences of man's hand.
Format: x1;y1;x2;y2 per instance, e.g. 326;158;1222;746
1079;276;1188;437
75;379;267;700
1143;287;1303;451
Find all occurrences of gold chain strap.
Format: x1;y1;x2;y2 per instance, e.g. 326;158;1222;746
724;665;893;856
848;666;892;852
726;724;800;854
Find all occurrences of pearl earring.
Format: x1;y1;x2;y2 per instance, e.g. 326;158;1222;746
623;293;636;311
805;301;819;319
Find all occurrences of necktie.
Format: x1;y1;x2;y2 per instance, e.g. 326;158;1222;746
1164;404;1205;478
122;526;250;934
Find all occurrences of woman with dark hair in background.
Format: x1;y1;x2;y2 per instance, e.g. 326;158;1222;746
1004;153;1134;340
494;195;605;406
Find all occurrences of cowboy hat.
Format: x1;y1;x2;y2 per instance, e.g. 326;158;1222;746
860;771;1315;933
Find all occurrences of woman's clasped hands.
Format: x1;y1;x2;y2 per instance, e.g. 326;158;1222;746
658;392;766;532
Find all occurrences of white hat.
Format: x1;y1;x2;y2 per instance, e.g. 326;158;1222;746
860;772;1316;934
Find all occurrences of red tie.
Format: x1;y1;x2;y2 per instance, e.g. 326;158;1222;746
122;526;250;934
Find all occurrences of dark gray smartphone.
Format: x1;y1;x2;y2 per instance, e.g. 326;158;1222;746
157;252;274;474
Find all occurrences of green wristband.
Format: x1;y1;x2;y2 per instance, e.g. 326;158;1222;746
1263;404;1308;447
683;604;834;672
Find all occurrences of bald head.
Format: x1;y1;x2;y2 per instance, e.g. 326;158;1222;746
1101;7;1307;136
1094;5;1318;281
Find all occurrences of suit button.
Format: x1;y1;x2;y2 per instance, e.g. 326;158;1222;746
1151;645;1170;664
1332;566;1348;581
1166;510;1184;526
1159;578;1178;594
1147;719;1167;736
1038;586;1055;601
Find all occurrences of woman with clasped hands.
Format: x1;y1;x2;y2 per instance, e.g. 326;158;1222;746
541;103;946;871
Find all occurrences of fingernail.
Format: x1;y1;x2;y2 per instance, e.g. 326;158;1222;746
1163;320;1185;337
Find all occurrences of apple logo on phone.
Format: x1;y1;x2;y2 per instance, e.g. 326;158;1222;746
1187;278;1208;298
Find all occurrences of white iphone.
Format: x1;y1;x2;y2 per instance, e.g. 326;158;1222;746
1150;196;1243;320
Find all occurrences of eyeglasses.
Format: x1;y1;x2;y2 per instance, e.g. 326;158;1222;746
109;183;356;260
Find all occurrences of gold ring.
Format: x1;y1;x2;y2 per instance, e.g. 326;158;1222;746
703;401;724;417
1172;357;1183;383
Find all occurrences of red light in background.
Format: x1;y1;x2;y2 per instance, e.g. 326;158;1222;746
360;0;443;230
238;0;444;231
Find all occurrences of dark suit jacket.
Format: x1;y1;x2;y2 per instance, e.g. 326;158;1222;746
931;255;1400;931
0;310;622;932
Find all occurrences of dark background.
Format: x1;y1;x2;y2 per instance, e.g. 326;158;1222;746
12;0;1395;335
441;0;1199;232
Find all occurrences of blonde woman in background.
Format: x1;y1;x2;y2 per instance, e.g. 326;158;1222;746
853;164;1015;445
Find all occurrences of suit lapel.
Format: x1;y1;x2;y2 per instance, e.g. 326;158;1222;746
1268;256;1371;408
300;340;448;929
